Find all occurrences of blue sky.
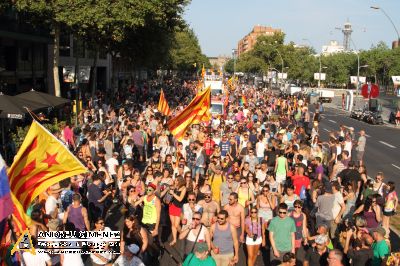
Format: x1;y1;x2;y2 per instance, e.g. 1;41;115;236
183;0;400;56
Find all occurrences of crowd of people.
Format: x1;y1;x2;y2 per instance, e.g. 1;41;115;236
1;78;399;266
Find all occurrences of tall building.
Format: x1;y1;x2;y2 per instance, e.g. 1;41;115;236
322;40;344;55
0;8;112;96
237;25;282;56
0;8;51;95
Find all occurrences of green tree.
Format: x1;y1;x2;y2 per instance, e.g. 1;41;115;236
224;58;235;74
10;0;189;95
168;28;209;72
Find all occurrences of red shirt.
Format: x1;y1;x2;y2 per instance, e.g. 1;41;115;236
204;139;215;156
292;175;310;196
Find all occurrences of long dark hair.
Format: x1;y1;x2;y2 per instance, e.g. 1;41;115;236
123;215;141;237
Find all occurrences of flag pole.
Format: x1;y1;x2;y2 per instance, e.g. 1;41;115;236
23;107;41;122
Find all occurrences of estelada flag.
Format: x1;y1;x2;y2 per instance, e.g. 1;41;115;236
167;86;211;140
157;89;171;116
201;64;206;79
8;120;87;233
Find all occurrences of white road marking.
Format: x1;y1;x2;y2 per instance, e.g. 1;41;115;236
379;141;396;148
365;134;371;138
323;128;330;132
320;115;326;118
392;164;400;170
328;119;337;124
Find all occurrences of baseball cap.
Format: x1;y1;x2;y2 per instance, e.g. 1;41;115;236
147;183;157;190
195;242;208;253
127;244;140;254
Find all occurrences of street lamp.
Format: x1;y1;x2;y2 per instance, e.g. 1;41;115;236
302;38;325;89
371;6;400;45
232;49;237;89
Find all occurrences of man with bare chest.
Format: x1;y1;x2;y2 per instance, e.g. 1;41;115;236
198;190;220;227
224;192;245;243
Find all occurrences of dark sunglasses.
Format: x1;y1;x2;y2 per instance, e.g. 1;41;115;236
279;211;287;214
294;206;302;209
251;211;258;214
204;196;211;199
192;218;200;221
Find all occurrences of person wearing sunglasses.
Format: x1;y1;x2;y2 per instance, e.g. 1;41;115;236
245;206;266;266
268;203;296;264
197;190;220;228
256;185;275;223
220;173;238;208
209;210;239;266
179;211;211;258
224;192;245;244
289;200;308;252
182;192;202;231
134;183;161;237
236;178;255;211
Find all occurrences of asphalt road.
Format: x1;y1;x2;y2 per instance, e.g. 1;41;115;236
317;105;400;196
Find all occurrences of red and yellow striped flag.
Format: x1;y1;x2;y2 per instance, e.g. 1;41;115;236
8;120;87;233
167;86;211;140
201;64;206;79
157;89;171;116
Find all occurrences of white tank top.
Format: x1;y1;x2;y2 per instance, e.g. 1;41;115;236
187;225;207;242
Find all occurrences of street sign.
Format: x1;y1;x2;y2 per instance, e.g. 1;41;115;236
314;73;326;80
63;66;75;83
350;76;366;84
278;73;288;79
391;76;400;86
361;83;379;98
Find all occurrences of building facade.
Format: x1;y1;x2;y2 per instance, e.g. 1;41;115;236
321;40;345;55
237;25;282;56
0;8;112;97
208;55;230;71
0;9;51;95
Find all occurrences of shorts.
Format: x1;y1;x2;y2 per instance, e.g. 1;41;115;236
276;173;286;184
356;150;364;161
383;210;395;216
211;252;234;266
194;167;205;176
245;236;262;246
169;204;182;217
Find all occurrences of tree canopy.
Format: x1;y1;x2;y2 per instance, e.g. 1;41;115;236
234;34;400;88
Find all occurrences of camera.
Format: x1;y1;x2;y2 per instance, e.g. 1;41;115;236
252;234;258;241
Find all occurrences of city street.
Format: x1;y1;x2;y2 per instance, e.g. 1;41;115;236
318;105;400;195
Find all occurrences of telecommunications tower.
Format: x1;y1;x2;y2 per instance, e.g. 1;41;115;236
342;21;353;51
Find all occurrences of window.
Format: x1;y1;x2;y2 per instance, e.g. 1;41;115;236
59;33;71;57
